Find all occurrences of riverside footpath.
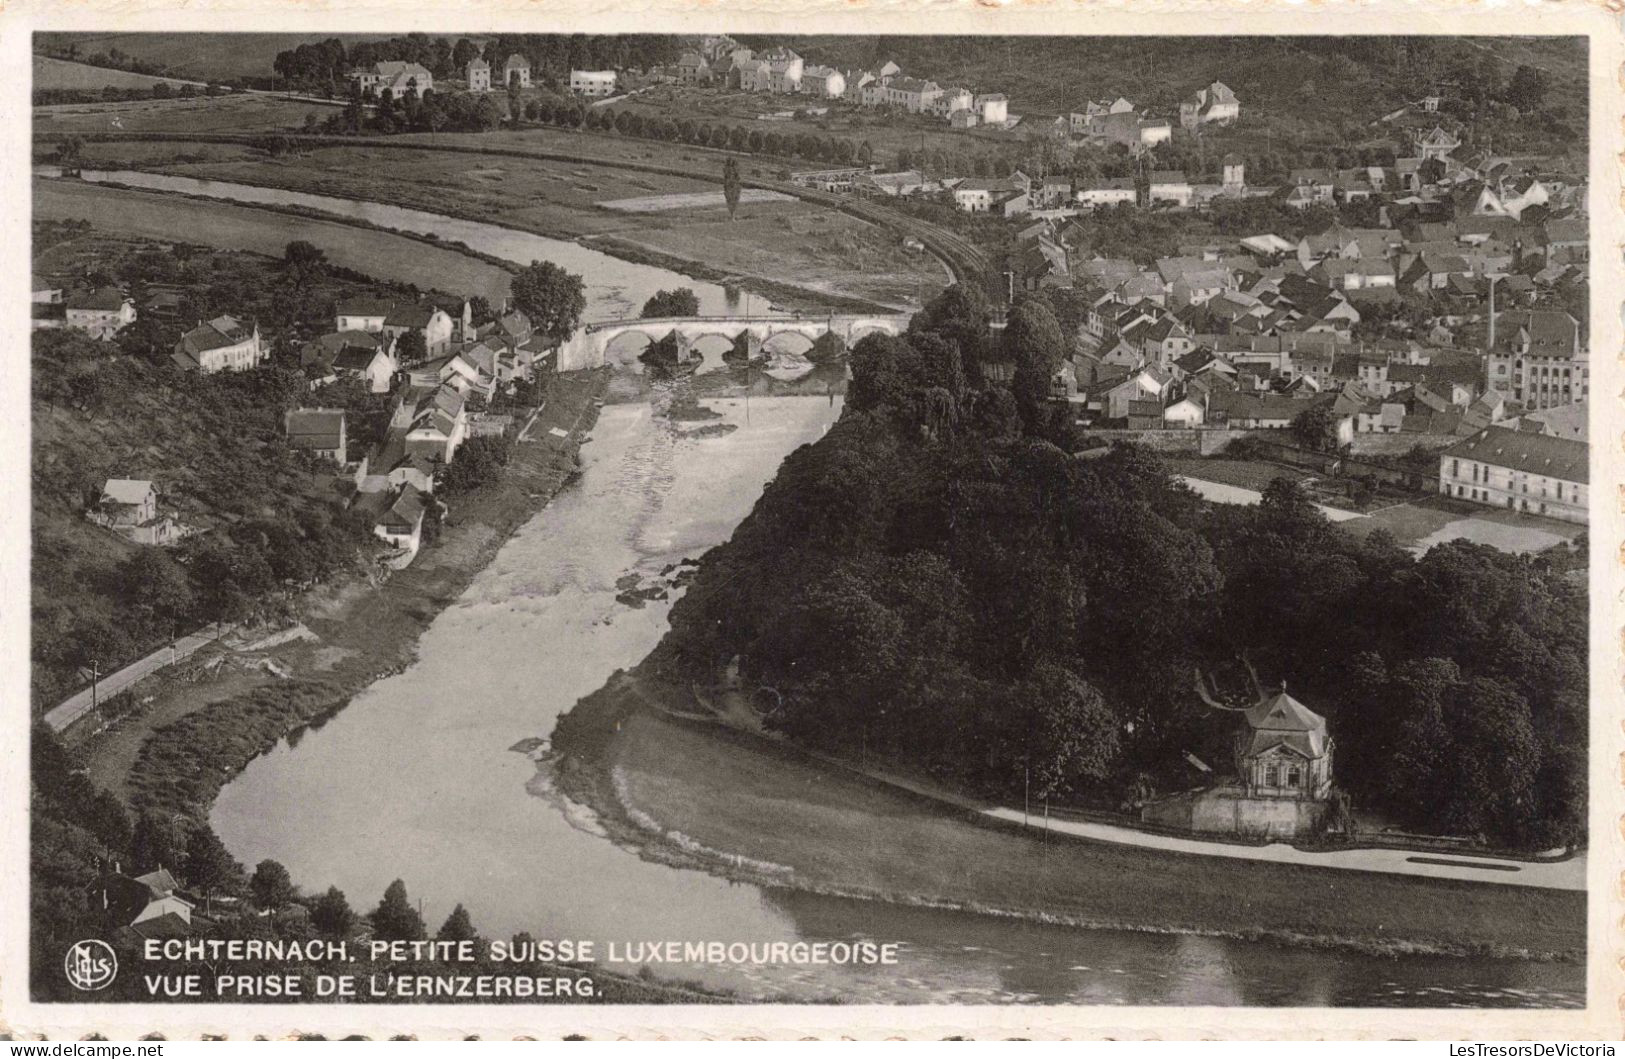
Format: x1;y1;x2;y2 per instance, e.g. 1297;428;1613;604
669;678;1584;894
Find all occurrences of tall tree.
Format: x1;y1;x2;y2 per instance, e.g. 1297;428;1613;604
1004;298;1067;426
436;903;479;943
722;157;742;221
311;886;355;937
250;859;297;911
510;261;586;341
371;878;427;941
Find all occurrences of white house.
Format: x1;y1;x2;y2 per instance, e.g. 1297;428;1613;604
1075;178;1137;209
349;61;433;99
1179;81;1240;128
65;288;136;339
335;297;395;334
172;315;264;373
975;93;1008;125
569;69;617;97
384;304;455;357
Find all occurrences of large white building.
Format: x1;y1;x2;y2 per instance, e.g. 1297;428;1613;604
1438;426;1588;524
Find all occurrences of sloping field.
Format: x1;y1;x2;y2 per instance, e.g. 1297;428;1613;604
598;189;795;212
34;93;330;134
33;55;199;91
33;178;513;306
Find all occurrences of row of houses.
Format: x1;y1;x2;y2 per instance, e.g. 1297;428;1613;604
350;55;617;100
674;39;1010;126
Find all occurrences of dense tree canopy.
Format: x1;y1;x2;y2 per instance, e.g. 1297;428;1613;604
656;285;1587;850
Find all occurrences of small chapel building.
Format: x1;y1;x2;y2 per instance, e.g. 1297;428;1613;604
1141;683;1336;839
1234;684;1334;800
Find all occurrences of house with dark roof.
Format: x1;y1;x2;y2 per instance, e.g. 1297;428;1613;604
65;287;136;339
285;408;348;465
335;297;396;333
172;315;263;374
384;303;455;357
1439;425;1588;523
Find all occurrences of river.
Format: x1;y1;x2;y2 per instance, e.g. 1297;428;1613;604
211;390;1582;1007
43;167;769;320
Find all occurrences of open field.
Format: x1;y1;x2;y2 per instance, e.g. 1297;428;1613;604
35;33;398;82
33;55;202;91
35;92;336;134
33;177;514;306
1344;495;1585;554
66;137;948;308
1167;458;1311;492
576;690;1584;961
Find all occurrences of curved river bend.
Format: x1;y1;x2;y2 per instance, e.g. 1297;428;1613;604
66;166;1574;1006
211;395;1581;1007
50;167;759;320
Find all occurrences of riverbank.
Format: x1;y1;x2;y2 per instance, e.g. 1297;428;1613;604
579;234;903;315
85;370;605;809
551;669;1586;965
34;177;515;306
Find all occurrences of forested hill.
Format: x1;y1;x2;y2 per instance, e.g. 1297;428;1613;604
758;35;1586;137
649;285;1587;852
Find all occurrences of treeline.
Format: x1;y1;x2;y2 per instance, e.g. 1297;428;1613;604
272;34;683;91
654;284;1586;851
34;82;228;107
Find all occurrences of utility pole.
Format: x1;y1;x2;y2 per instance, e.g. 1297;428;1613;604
91;659;100;711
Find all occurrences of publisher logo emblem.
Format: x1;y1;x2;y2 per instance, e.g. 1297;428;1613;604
65;939;117;991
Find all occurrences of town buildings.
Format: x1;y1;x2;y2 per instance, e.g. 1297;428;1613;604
466;57;491;92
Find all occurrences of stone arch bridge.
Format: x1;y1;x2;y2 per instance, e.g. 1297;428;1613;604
558;313;913;372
